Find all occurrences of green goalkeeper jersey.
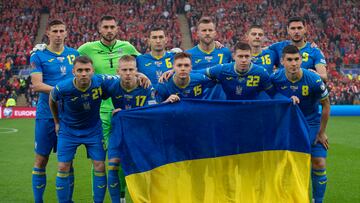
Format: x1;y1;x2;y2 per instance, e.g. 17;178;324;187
78;40;140;112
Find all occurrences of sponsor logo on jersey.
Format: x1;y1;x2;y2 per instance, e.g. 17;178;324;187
290;86;298;91
57;57;65;63
183;90;191;97
205;56;213;62
48;59;55;62
226;77;233;80
125;94;133;99
81;93;90;99
237;77;245;82
281;86;287;90
155;61;162;67
145;63;152;67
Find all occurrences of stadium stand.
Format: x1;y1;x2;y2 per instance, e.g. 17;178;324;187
45;0;182;53
0;0;359;106
185;0;360;104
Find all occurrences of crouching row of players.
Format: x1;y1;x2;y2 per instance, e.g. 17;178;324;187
49;43;329;203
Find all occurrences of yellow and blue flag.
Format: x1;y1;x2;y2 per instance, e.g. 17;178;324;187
112;99;311;203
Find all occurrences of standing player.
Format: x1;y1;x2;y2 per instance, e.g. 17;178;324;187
200;42;275;100
246;25;277;74
78;15;140;146
77;15;140;201
136;27;176;86
156;52;215;102
30;20;78;203
49;56;109;203
271;45;330;203
269;16;327;81
186;17;232;99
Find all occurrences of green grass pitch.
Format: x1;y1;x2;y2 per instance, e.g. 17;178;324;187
0;117;359;202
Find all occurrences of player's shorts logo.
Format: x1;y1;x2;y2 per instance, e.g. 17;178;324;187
3;107;13;117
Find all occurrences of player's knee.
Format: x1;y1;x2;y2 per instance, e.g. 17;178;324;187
58;162;71;172
312;157;326;169
93;160;105;171
109;158;120;164
34;154;49;168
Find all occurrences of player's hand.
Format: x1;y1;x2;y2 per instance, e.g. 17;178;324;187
310;42;318;48
55;123;60;135
290;96;300;105
158;70;175;83
315;132;329;150
31;43;47;53
170;47;183;53
136;73;151;88
214;41;224;48
164;94;180;103
112;108;122;115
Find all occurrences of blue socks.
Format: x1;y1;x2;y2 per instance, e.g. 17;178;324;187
32;167;46;203
93;170;107;203
108;162;121;203
56;171;70;203
312;168;327;203
69;167;74;203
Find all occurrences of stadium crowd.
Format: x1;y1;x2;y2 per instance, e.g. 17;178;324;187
46;0;182;53
0;0;359;106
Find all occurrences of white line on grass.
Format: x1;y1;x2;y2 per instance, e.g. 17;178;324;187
0;128;18;134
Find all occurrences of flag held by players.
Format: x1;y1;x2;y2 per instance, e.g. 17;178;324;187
112;99;311;203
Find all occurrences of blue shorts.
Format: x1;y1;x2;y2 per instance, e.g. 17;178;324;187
34;119;57;156
57;129;106;163
108;131;122;160
309;126;327;158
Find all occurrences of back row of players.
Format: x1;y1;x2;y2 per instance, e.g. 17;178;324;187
30;15;329;203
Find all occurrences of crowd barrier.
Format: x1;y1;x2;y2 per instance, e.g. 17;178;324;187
0;107;36;119
0;105;359;119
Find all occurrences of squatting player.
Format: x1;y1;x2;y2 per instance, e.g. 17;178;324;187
269;16;327;81
104;55;156;202
197;42;276;100
156;52;215;102
49;56;111;203
30;20;78;203
271;45;330;203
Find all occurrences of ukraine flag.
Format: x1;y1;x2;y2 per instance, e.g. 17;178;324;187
112;99;311;203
